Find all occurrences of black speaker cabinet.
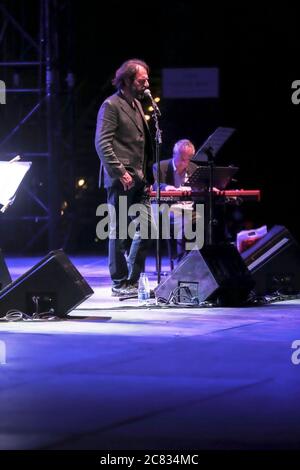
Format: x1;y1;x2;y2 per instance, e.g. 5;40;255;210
155;244;254;306
0;249;94;318
0;248;12;291
241;225;300;296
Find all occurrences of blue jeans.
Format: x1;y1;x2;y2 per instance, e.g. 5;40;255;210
106;181;155;288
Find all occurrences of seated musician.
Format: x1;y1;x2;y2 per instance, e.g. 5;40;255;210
152;139;200;262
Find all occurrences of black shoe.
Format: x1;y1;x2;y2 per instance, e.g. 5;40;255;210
121;285;139;296
111;282;127;297
111;284;138;297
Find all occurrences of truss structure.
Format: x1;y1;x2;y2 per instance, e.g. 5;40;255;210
0;0;75;252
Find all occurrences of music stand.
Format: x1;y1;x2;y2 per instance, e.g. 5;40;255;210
0;159;32;213
191;127;236;163
190;127;236;245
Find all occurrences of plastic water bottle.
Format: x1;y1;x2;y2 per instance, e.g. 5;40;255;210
138;273;150;304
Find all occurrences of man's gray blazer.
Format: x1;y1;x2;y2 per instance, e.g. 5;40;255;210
95;91;153;188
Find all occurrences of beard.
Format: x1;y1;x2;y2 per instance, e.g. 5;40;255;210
131;84;144;101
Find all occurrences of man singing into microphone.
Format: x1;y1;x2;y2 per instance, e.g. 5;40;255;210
95;59;155;296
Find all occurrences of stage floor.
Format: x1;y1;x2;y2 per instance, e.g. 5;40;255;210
1;255;300;451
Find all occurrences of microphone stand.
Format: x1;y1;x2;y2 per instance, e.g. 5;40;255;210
152;107;162;285
206;146;215;245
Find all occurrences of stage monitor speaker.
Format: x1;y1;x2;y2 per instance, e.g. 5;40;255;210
0;249;94;318
0;248;12;291
241;225;300;296
155;244;254;306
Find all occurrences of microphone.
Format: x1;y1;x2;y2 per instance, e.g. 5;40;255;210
144;89;161;116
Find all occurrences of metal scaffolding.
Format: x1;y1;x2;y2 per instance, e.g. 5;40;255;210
0;0;74;252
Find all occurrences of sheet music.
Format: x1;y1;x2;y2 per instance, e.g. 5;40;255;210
186;165;238;190
0;160;32;208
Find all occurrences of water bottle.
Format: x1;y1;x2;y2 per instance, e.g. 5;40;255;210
138;273;150;304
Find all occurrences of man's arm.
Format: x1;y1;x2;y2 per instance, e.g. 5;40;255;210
152;162;168;191
95;99;126;179
152;161;181;191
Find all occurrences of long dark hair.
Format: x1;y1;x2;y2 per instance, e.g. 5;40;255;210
112;59;149;90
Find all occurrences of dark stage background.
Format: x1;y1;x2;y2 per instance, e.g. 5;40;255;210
0;1;299;254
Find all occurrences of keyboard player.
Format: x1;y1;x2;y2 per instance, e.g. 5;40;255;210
152;139;203;262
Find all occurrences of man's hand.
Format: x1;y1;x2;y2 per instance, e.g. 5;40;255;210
120;171;134;191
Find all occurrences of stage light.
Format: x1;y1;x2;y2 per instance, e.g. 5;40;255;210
145;115;151;121
76;177;86;188
148;106;154;112
60;201;68;216
154;96;160;103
